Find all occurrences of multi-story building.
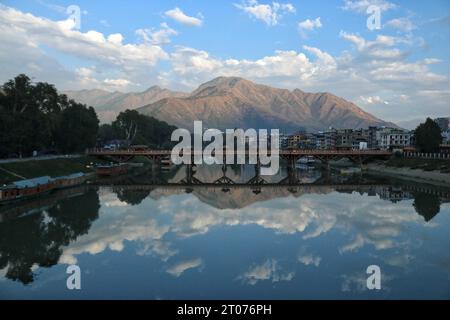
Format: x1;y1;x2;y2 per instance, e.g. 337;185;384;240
376;128;412;150
336;129;354;149
287;132;306;148
324;128;337;149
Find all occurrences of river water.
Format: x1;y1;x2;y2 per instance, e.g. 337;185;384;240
1;165;449;299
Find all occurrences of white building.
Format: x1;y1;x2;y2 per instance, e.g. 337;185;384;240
376;128;412;150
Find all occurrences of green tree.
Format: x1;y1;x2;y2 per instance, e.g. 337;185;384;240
414;118;442;153
0;74;99;157
112;109;176;148
55;102;99;153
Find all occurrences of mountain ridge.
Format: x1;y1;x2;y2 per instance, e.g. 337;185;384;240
136;76;397;131
64;86;187;123
66;76;398;131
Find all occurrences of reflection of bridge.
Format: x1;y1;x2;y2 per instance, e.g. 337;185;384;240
102;183;387;191
86;148;392;164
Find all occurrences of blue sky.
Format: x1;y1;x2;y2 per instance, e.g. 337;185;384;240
0;0;449;124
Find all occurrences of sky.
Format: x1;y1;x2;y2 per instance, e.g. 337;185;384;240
0;0;449;125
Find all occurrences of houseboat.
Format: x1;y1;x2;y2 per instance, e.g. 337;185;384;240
0;172;88;204
53;172;89;188
96;163;128;177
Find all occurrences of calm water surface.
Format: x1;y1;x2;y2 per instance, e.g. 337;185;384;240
1;165;450;299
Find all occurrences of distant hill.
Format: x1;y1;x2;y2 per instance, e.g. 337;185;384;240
66;76;397;131
64;86;187;123
136;77;397;132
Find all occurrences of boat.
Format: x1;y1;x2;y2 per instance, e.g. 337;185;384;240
0;172;89;204
340;167;362;175
96;163;128;177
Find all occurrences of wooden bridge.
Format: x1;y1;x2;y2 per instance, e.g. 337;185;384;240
86;148;392;164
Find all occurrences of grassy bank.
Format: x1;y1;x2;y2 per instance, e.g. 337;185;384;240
384;157;450;173
0;156;100;185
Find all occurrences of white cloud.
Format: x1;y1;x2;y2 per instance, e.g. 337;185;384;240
0;6;167;91
103;78;131;88
164;7;203;27
298;17;322;38
385;17;416;32
136;23;178;45
298;17;322;31
342;0;397;13
359;95;389;105
107;33;123;45
234;0;296;26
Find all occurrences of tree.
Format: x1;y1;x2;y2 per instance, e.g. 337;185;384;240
112;110;177;148
97;124;116;145
414;118;442;153
0;74;99;157
55;102;99;153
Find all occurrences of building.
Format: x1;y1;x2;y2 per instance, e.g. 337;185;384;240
287;131;312;149
376;128;412;150
336;129;353;149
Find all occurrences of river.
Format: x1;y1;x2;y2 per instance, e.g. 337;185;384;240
1;165;449;299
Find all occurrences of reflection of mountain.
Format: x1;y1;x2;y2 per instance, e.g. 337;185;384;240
149;165;325;209
0;189;100;284
111;165;450;212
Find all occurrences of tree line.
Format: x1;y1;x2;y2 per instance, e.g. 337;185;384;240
97;109;177;149
0;74;177;158
0;74;99;157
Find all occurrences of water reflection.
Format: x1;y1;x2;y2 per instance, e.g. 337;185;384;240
0;165;449;299
0;188;99;284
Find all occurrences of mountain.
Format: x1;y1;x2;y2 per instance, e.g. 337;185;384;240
136;77;397;132
64;86;187;123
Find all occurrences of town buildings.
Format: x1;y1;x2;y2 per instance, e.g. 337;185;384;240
284;126;414;150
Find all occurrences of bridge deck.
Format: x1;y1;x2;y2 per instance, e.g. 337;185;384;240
86;148;392;157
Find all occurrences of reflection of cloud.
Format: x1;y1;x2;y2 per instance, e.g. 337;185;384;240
238;259;294;285
341;272;393;293
166;258;203;277
298;254;321;267
58;188;433;273
298;246;321;267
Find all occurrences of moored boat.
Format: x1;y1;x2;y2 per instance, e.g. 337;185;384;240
0;172;88;204
96;163;128;177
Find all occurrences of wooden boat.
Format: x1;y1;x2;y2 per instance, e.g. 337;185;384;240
96;163;128;177
0;172;88;204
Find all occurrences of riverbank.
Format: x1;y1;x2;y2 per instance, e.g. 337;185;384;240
366;162;450;187
0;156;100;185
